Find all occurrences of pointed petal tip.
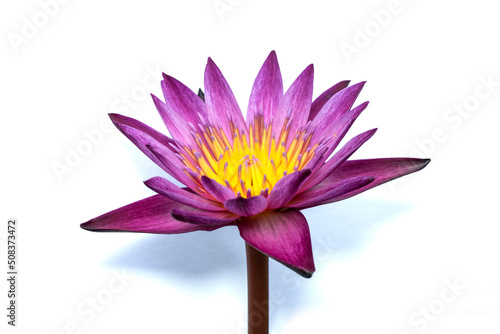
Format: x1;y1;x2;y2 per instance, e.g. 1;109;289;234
80;221;93;231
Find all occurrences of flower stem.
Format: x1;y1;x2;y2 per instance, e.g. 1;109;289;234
246;242;269;334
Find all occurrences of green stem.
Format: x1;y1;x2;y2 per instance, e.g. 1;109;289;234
246;242;269;334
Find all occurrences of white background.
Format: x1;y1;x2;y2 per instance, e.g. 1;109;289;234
1;0;499;333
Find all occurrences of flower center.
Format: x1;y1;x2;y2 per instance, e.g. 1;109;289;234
178;115;318;198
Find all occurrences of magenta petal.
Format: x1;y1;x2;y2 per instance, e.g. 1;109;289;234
161;73;207;120
247;51;283;126
172;208;239;225
302;128;377;191
144;176;225;211
238;210;315;278
287;176;375;209
272;64;314;147
267;169;311;210
80;195;223;234
200;176;235;202
204;58;248;140
224;195;268;217
309;80;350;121
307;158;431;205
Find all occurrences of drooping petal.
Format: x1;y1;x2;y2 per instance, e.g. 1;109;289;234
172;207;239;225
204;58;248;141
267;169;311;210
201;175;236;202
272;64;314;148
161;73;207;120
301;158;431;207
301;128;377;191
238;209;315;278
80;195;223;234
144;176;225;211
224;195;268;217
287;176;375;209
247;51;283;126
308;80;350;121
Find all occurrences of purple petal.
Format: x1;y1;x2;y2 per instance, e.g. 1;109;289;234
247;51;283;127
309;80;350;121
145;143;205;195
238;209;315;278
310;82;366;144
109;114;194;186
306;101;370;175
172;207;239;225
201;176;235;202
301;128;377;191
151;94;194;146
287;176;375;209
109;113;177;164
272;64;314;148
302;158;431;206
161;73;207;120
204;58;248;141
224;195;268;217
267;169;311;210
80;195;223;234
144;176;225;211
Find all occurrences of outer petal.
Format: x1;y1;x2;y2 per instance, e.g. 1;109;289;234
151;94;194;146
301;128;377;191
80;195;223;234
287;176;375;209
144;176;225;211
238;209;315;278
310;82;366;144
172;208;239;225
305;101;370;175
204;58;248;141
308;80;350;121
301;158;431;207
247;51;283;126
109;113;177;167
267;169;311;210
273;65;314;148
201;176;235;202
161;73;207;120
224;195;268;217
146;143;206;196
109;114;198;188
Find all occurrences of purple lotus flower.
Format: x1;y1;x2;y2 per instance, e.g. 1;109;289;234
81;51;429;278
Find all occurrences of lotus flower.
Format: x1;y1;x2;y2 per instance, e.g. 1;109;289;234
81;51;429;278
